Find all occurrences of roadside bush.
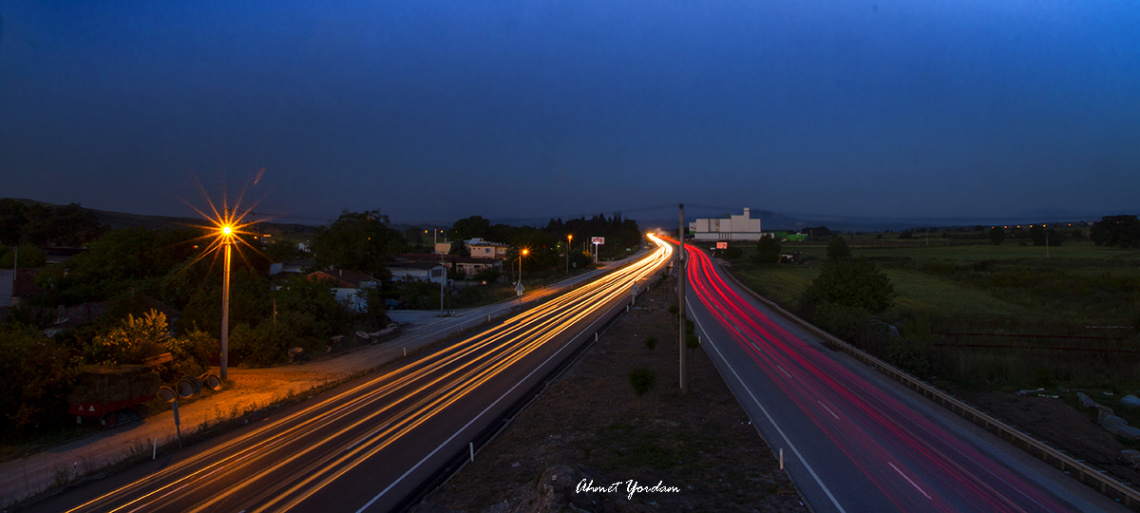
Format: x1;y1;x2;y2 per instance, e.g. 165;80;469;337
628;366;656;397
472;267;501;283
88;310;175;366
811;304;875;345
801;257;895;315
229;322;290;367
167;329;214;378
885;338;932;378
0;326;77;437
644;335;657;351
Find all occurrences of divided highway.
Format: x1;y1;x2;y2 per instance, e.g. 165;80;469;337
683;243;1126;513
31;238;672;513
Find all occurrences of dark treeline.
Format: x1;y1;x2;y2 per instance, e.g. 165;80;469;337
0;199;107;247
545;212;643;261
445;213;643;272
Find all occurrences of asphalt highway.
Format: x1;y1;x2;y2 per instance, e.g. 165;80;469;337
26;238;672;513
683;243;1127;513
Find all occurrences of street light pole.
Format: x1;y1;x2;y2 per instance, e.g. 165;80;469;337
566;234;572;274
220;226;233;381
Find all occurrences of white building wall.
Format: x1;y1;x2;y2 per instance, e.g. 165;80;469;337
689;208;763;241
389;265;445;284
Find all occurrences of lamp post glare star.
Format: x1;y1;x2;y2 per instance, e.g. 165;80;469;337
219;223;234;381
186;199;263;382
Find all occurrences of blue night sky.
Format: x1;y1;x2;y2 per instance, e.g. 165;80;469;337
2;1;1138;226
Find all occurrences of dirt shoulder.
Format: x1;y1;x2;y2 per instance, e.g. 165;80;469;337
415;283;806;513
957;389;1140;488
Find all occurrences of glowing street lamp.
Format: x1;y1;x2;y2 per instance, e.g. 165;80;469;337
515;248;529;301
187;198;261;382
219;223;234;381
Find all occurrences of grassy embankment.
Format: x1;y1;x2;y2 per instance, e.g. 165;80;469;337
722;233;1140;393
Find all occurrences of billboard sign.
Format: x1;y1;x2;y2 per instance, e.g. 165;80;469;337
716;242;728;249
591;237;605;245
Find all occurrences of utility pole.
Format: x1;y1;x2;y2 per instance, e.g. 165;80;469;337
678;203;687;394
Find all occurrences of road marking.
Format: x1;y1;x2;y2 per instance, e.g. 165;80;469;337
777;365;792;379
818;401;840;420
888;461;931;500
691;309;848;513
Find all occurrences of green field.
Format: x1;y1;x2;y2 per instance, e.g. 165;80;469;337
730;238;1140;323
717;237;1140;389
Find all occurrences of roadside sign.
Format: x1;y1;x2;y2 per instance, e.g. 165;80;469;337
716;242;728;249
515;282;525;296
591;237;605;245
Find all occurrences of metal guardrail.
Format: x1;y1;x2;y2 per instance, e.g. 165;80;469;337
719;264;1140;510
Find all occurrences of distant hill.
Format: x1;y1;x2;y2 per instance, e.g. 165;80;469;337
2;198;319;235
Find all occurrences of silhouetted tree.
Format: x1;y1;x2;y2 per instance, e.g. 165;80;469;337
34;227;201;305
802;257;895;315
450;216;491;241
22;203;106;246
0;199;29;246
448;239;471;257
827;236;851;261
755;236;781;265
311;210;403;277
1090;215;1140;248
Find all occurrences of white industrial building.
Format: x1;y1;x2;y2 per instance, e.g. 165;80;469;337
689;208;764;241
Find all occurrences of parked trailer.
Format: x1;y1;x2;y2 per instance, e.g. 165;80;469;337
67;362;163;427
